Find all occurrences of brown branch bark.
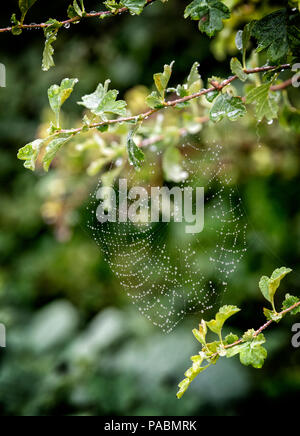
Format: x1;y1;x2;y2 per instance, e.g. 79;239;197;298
209;300;300;358
0;0;155;33
59;64;292;136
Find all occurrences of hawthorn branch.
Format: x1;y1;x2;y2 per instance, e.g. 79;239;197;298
59;64;292;136
209;300;300;358
0;0;156;34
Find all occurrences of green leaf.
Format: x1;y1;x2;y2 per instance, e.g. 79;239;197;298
145;92;165;109
42;19;62;72
19;0;38;22
169;62;202;107
227;333;267;368
239;343;267;369
146;62;174;108
127;128;145;171
252;10;289;63
258;267;292;310
176;378;191;399
68;0;84;18
154;62;174;99
17;139;44;171
187;61;202;94
48;78;78;128
206;89;219;102
78;80;127;121
282;294;300;315
43;134;73;172
226;343;245;358
177;355;211;399
259;276;271;302
230;57;247;82
246;84;279;122
269;267;292;302
104;0;147;15
210;93;246;122
11;13;23;35
263;308;283;323
207;305;240;337
122;0;147;15
184;0;230;37
162;147;188;183
225;333;239;345
192;320;207;346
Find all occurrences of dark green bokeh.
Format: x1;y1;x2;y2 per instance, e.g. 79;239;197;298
0;0;300;416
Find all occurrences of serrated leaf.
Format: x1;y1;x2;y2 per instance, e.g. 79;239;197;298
127;128;145;171
230;57;247;82
43;134;73;171
259;267;292;310
146;62;174;108
42;19;62;72
48;78;78;128
78;80;127;121
154;62;174;99
19;0;38;22
268;267;292;301
187;61;202;94
145;91;165;109
207;305;240;336
263;308;283;323
252;10;289;63
227;333;267;367
122;0;147;15
239;341;267;369
176;378;191;399
225;333;239;345
282;294;300;315
17;139;44;171
210;93;246;122
192;320;207;345
184;0;230;37
246;84;279;122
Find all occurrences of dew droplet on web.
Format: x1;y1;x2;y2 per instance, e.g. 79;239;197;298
86;141;247;332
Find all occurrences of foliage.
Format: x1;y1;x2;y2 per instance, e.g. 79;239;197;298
1;0;300;415
177;267;300;399
6;1;298;175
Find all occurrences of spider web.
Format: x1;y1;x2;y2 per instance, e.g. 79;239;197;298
87;140;247;333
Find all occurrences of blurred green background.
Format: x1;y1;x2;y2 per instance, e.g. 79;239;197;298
0;0;300;416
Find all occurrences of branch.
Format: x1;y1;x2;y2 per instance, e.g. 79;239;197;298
210;300;300;358
0;0;155;34
59;64;292;136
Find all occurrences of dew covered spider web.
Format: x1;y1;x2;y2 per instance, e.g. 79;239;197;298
86;139;247;333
